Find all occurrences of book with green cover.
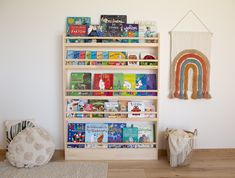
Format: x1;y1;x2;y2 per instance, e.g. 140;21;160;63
69;73;91;96
123;126;138;148
123;74;136;96
88;100;107;118
113;73;124;96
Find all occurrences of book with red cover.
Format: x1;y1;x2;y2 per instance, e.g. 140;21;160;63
93;74;113;96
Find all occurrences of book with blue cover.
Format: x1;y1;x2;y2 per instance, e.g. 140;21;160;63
122;24;139;43
108;123;126;148
122;125;138;148
136;74;147;96
85;123;108;148
146;74;157;96
67;123;85;148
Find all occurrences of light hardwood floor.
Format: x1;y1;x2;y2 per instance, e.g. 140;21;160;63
1;149;235;178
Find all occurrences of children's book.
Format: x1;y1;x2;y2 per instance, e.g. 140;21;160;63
108;123;126;148
123;74;136;96
96;51;103;65
85;123;108;148
119;100;128;118
85;51;91;65
93;74;113;96
113;73;124;96
100;15;127;42
136;74;147;96
102;51;109;65
144;101;156;118
128;101;145;118
109;51;127;65
104;101;119;118
127;52;139;66
140;52;157;66
66;17;91;42
87;24;104;43
67;123;85;148
127;123;154;148
88;100;107;118
122;24;139;43
146;74;157;96
90;51;97;65
66;50;80;59
122;126;138;148
69;73;91;96
133;20;157;43
78;51;86;65
66;99;88;118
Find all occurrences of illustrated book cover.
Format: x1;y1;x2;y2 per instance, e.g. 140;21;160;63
93;73;113;96
108;123;126;148
85;123;108;148
104;101;119;118
67;123;85;148
146;74;157;96
128;101;145;118
122;24;139;43
135;74;147;96
109;51;127;65
122;126;138;148
88;100;107;118
123;74;136;96
127;52;139;66
69;73;91;96
113;73;124;96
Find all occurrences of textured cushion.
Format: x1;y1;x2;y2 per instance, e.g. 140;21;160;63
6;127;55;168
5;120;36;148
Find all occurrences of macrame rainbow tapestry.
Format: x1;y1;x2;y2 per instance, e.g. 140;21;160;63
169;49;211;99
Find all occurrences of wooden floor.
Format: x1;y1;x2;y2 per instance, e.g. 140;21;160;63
1;149;235;178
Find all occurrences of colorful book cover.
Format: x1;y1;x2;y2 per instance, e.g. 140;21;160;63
78;51;86;65
122;24;139;43
109;51;127;65
90;51;97;65
66;99;88;118
66;17;91;43
102;51;109;65
100;15;127;40
119;100;128;118
127;123;154;148
93;74;113;96
96;51;103;65
104;101;119;118
66;50;80;59
108;123;126;148
122;126;138;148
136;74;147;96
67;123;85;148
69;73;91;96
144;101;156;118
85;123;108;148
146;74;157;96
85;51;91;65
140;52;157;66
127;52;139;66
123;74;136;96
133;20;157;43
88;100;107;118
113;73;124;96
128;101;145;118
87;24;104;43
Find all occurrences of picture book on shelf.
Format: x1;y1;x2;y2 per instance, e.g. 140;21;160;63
67;123;85;148
66;99;87;118
146;74;157;96
127;123;154;148
140;52;157;66
88;100;107;118
123;125;138;148
128;101;145;118
66;17;91;43
102;51;109;65
109;51;127;65
69;73;91;96
123;74;136;96
113;73;124;96
119;100;128;118
127;52;139;66
85;123;108;148
93;73;113;96
104;101;119;118
136;74;147;96
134;20;157;43
87;24;104;43
108;123;126;148
144;101;156;118
122;24;139;43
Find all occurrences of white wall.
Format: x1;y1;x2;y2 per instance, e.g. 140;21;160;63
0;0;235;149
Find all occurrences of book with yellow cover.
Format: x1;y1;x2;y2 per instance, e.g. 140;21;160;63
109;51;127;65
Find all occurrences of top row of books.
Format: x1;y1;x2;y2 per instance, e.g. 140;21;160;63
66;15;157;43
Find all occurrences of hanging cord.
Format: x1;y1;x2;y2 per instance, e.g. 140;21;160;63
170;10;212;34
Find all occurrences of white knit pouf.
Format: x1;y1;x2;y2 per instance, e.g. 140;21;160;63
6;127;55;168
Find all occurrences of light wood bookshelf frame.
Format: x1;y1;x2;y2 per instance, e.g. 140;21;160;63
62;35;159;160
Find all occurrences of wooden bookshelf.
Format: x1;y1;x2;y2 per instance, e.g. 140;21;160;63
63;35;159;160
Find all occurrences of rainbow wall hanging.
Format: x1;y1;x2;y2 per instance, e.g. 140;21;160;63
169;49;211;99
